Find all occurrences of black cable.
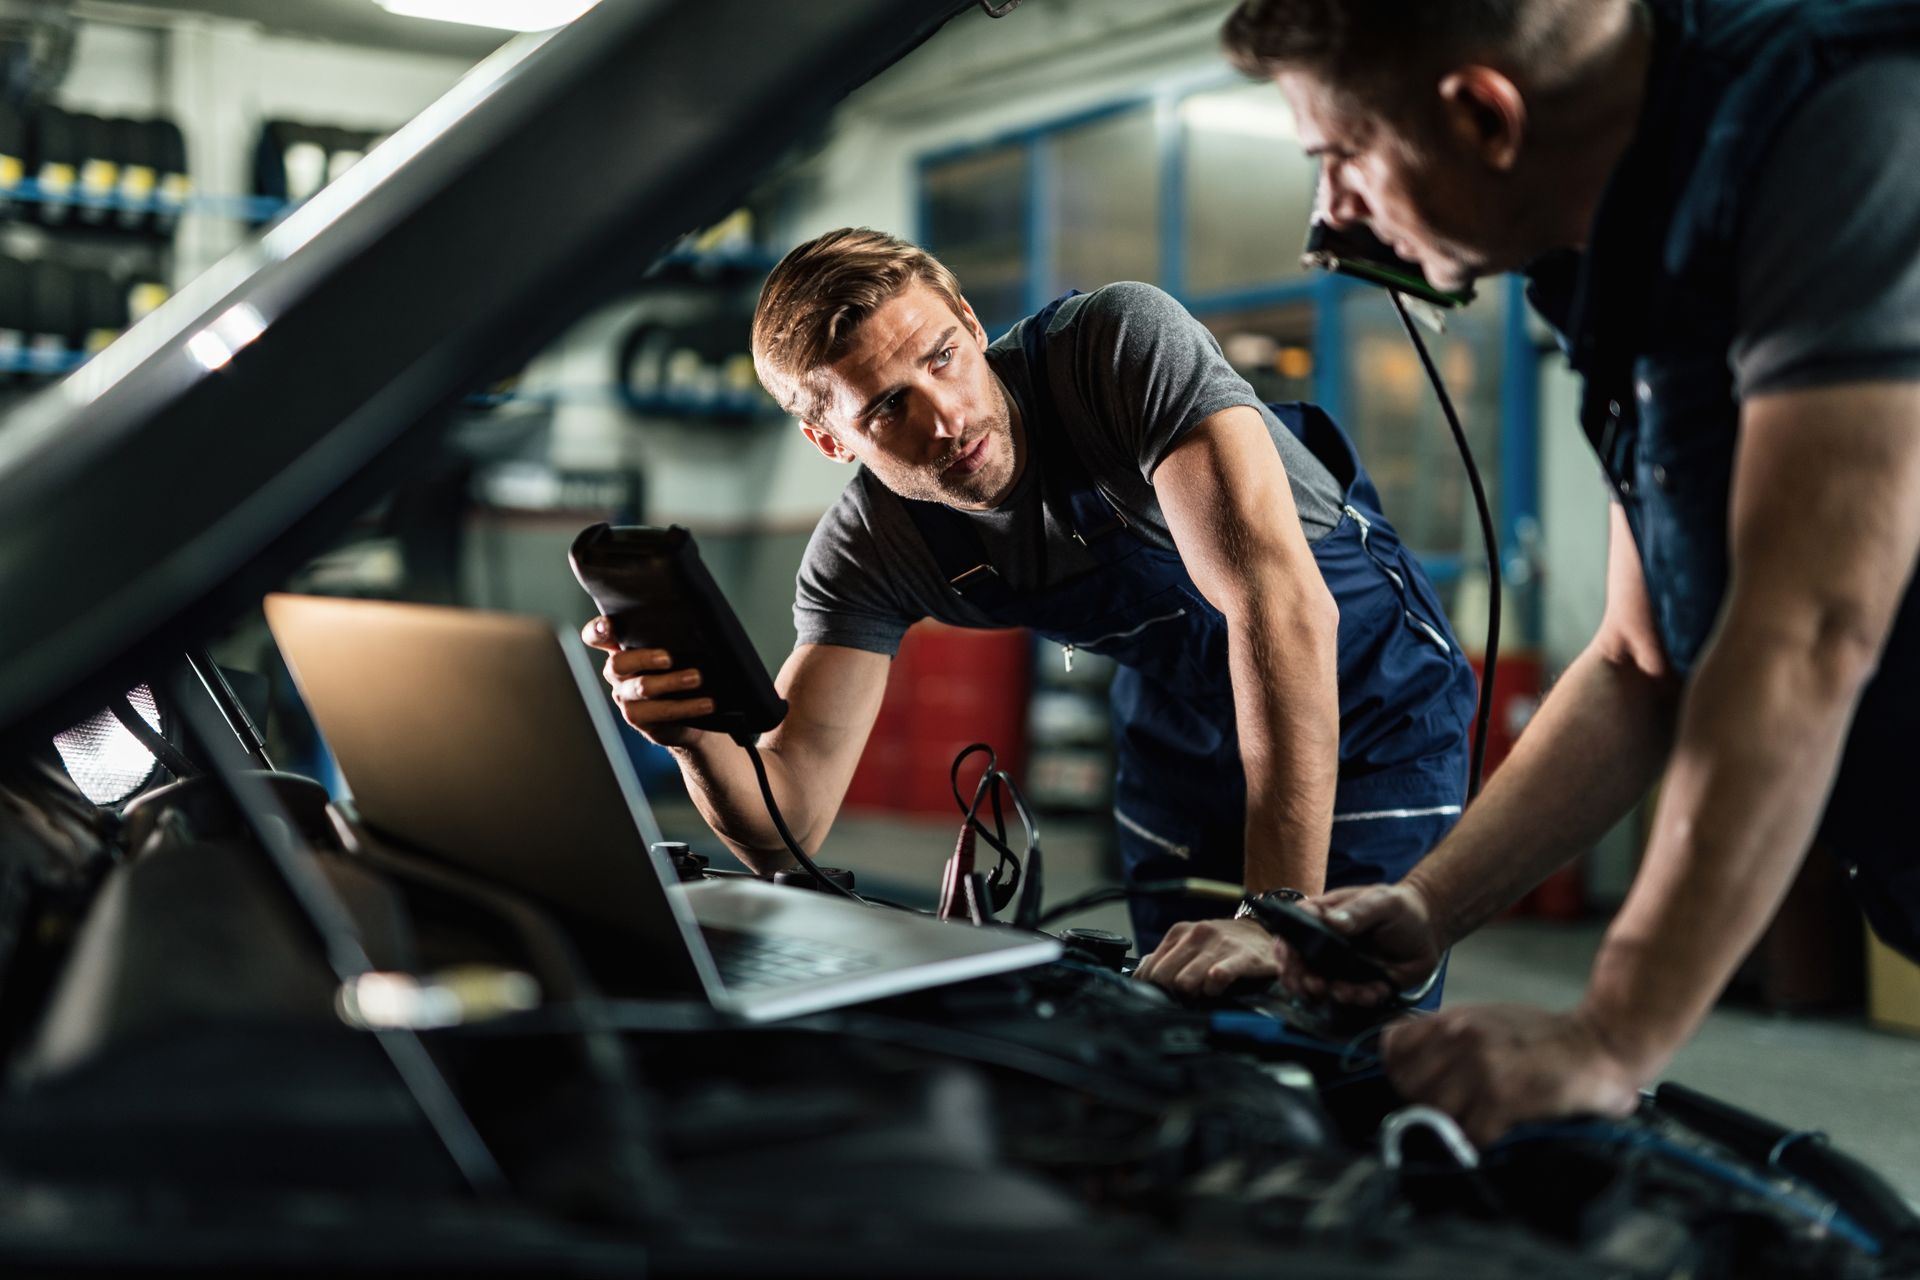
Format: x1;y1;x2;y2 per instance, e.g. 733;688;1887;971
1389;290;1500;800
996;766;1044;929
738;738;866;903
1036;878;1244;928
1036;885;1135;927
946;743;1044;921
950;743;1022;905
981;771;1019;897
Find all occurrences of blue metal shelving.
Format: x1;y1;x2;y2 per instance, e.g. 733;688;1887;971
1;175;286;223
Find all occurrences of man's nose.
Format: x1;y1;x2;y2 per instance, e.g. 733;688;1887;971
1316;168;1369;230
919;386;965;440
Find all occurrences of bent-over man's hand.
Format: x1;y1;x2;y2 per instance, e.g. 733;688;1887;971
1133;916;1277;998
1271;882;1444;1007
1380;1004;1644;1146
581;615;713;747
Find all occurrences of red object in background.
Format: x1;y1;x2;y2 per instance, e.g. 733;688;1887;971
1470;651;1543;776
843;623;1032;817
1471;651;1583;920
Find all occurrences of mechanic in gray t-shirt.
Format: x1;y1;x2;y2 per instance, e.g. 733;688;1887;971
791;281;1345;652
585;228;1475;997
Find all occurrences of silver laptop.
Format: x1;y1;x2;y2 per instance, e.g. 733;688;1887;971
263;593;1060;1021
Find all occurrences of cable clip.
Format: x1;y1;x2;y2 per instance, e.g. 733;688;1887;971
1381;1105;1480;1170
938;822;977;921
1767;1129;1829;1167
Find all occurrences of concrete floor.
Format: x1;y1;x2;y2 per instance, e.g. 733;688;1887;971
653;800;1920;1202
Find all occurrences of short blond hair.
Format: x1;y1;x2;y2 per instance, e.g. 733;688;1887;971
751;227;969;424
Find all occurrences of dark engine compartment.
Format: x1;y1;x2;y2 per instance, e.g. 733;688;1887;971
0;759;1911;1279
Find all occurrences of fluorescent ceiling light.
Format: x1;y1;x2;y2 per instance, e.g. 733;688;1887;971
1178;93;1298;141
375;0;603;33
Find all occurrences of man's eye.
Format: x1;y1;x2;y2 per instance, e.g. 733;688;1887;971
933;345;956;369
871;393;904;425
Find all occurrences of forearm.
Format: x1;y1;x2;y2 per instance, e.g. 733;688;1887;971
660;642;886;875
1405;638;1679;945
669;733;815;875
1232;592;1341;895
1582;616;1877;1076
1150;404;1353;893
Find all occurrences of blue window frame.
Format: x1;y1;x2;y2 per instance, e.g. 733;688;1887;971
917;78;1541;614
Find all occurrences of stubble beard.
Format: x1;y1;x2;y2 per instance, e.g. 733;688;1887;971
934;395;1015;508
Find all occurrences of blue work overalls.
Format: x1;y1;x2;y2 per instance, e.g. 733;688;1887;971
900;295;1478;957
1527;0;1920;959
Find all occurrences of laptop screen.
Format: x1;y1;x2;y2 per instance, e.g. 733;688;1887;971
264;592;712;995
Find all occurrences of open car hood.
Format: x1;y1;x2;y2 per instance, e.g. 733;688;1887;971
0;0;968;754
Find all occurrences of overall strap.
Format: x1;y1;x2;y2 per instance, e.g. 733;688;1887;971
900;494;1009;603
1017;291;1132;551
900;291;1129;599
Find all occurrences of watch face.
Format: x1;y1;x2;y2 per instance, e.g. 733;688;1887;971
1238;889;1303;922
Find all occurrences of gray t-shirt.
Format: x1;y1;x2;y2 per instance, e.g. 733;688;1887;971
794;281;1345;656
1732;56;1920;396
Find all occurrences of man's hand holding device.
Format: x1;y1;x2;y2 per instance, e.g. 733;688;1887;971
581;618;713;748
1266;884;1445;1009
570;522;789;749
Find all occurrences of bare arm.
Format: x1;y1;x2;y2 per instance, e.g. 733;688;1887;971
1581;380;1920;1076
1135;405;1346;997
1405;503;1682;945
1155;403;1342;895
675;643;890;873
1376;380;1920;1144
586;624;889;875
1277;502;1683;1004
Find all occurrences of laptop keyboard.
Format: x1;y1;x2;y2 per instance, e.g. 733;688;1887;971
702;928;883;992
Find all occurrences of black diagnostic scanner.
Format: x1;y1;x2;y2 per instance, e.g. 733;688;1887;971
1301;220;1476;310
1241;895;1395;988
569;523;788;741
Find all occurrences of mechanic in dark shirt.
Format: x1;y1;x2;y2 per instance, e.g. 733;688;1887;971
1221;0;1920;1140
584;227;1475;996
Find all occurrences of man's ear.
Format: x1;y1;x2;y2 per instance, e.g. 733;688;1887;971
799;421;856;464
955;294;988;348
1437;66;1526;172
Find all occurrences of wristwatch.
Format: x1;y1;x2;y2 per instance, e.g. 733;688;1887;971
1234;887;1305;929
